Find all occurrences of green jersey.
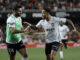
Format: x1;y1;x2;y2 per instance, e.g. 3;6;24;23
6;14;22;43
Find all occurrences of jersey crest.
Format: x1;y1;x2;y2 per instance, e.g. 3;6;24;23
51;23;54;28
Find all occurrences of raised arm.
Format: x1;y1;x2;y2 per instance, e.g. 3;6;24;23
10;25;30;34
23;22;40;30
66;19;76;31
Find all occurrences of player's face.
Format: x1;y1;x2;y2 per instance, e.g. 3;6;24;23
16;8;22;17
60;24;63;26
42;10;48;19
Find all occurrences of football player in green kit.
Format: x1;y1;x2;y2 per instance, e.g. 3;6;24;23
6;5;31;60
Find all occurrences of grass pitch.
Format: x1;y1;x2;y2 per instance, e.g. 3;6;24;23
0;47;80;60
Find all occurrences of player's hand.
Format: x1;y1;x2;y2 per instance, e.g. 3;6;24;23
72;31;80;39
24;26;30;32
28;28;35;35
73;28;76;32
64;35;66;37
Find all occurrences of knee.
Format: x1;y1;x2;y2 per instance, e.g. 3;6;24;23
46;54;51;57
52;51;57;57
23;54;28;58
46;54;51;59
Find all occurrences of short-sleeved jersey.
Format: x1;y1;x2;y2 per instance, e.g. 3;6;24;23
36;16;66;43
6;14;22;43
59;25;69;40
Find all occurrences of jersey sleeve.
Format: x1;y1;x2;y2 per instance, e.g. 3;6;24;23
20;17;22;27
36;20;43;28
66;26;69;32
7;17;15;27
54;17;66;23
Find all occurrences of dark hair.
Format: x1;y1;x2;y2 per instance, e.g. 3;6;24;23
13;5;22;11
43;8;51;14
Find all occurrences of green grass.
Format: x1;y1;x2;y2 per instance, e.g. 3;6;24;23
0;47;80;60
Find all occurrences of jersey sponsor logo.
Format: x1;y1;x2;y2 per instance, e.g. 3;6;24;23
46;23;55;31
46;28;54;31
51;23;54;28
8;23;15;25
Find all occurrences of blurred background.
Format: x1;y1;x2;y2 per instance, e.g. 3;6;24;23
0;0;80;60
0;0;80;44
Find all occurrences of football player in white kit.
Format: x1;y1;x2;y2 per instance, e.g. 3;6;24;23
24;8;76;60
59;23;70;60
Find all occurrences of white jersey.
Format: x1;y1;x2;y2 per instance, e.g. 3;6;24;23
36;16;66;43
59;25;69;40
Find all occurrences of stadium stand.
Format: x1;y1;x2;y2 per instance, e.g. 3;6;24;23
0;0;80;11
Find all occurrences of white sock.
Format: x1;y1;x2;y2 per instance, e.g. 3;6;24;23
22;57;28;60
60;51;64;59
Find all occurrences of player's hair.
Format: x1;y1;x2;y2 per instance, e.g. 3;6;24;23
13;5;22;11
43;8;51;15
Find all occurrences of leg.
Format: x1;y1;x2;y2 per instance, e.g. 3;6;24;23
6;43;16;60
45;43;52;60
51;42;60;60
9;56;15;60
64;40;68;49
17;40;28;60
18;48;28;60
46;54;51;60
59;44;64;60
51;50;57;60
60;44;63;51
8;48;16;60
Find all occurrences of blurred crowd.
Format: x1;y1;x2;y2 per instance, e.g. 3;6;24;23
0;25;6;43
0;0;80;12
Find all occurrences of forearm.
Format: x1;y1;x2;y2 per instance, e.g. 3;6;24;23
12;30;25;34
23;21;40;30
11;25;31;34
66;19;76;30
30;25;39;30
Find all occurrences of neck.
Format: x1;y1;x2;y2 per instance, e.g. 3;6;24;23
13;13;18;18
46;15;51;21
